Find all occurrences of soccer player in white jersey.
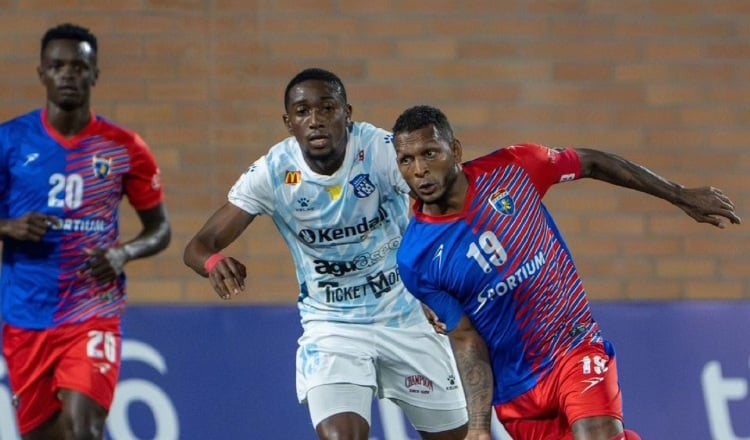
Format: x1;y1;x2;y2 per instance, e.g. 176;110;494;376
183;68;470;439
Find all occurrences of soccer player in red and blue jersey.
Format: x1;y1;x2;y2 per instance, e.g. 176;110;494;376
0;23;170;439
391;105;740;440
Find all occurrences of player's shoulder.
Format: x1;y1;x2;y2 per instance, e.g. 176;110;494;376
501;142;559;160
0;109;41;131
351;120;389;136
350;121;392;149
465;143;552;169
399;218;431;257
264;135;300;167
93;114;148;148
0;110;43;152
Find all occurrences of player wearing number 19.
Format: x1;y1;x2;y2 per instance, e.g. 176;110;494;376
0;23;170;440
391;105;740;440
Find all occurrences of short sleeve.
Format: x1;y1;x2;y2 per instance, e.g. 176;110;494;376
507;143;582;197
228;156;275;216
399;262;465;332
124;134;163;210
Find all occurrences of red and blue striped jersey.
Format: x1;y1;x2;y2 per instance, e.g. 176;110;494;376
398;143;603;404
0;109;163;329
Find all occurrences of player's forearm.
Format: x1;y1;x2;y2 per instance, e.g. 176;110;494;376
183;234;220;276
449;332;494;432
576;148;685;205
121;223;170;260
120;204;171;261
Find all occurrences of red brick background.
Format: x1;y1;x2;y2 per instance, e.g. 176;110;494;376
1;1;747;303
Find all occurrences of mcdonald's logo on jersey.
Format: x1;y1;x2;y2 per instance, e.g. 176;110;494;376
489;188;515;215
92;155;112;179
284;170;302;185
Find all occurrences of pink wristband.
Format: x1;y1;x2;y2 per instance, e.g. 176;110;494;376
204;253;225;273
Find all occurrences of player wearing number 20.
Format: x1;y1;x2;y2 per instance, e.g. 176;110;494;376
0;23;170;439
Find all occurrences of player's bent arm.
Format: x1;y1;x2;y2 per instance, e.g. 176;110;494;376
121;203;171;260
447;315;493;438
576;148;741;228
93;203;171;281
183;202;256;277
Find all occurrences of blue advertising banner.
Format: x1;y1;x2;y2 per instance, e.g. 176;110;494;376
1;302;749;439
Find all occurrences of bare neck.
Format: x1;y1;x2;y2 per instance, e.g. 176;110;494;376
45;103;91;137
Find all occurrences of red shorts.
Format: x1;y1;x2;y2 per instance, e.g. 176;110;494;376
494;341;623;440
2;317;121;434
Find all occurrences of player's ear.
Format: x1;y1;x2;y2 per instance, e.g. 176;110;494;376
451;138;463;163
282;114;293;133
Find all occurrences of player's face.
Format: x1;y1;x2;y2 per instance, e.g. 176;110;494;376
394;124;463;206
283;80;352;172
38;39;98;111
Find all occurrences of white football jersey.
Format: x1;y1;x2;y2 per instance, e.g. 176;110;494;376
229;122;424;328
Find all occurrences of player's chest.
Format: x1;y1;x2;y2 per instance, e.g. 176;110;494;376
277;168;383;219
10;138;129;200
434;196;552;290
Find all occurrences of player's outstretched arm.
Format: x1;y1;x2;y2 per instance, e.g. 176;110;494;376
183;202;255;300
576;148;741;228
448;315;494;440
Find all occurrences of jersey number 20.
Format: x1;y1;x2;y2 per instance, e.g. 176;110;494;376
48;173;84;209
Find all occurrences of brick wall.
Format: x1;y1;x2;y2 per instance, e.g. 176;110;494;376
1;1;747;303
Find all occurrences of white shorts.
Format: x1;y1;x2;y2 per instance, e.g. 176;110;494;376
307;383;468;432
296;319;467;412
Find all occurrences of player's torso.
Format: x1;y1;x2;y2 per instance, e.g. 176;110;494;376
404;161;595;400
3;115;126;227
0;111;132;328
267;125;422;327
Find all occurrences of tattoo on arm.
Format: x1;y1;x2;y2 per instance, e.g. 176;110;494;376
453;331;493;431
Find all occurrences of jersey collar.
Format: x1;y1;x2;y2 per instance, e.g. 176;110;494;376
41;108;99;149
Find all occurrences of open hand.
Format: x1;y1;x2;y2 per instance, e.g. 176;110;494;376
674;186;741;228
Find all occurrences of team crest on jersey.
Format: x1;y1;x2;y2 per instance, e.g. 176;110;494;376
489;188;515;215
284;170;301;185
349;174;375;198
92;155;112;179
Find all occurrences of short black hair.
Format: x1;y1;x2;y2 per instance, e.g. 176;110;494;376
284;67;347;110
41;23;98;57
392;105;455;144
